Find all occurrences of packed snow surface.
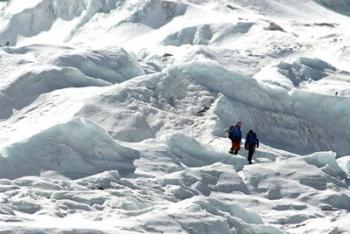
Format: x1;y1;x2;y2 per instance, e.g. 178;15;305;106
0;0;350;233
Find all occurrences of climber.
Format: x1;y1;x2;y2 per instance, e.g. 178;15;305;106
226;121;242;155
245;130;259;164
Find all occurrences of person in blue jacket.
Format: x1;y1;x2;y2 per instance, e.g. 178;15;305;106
226;121;242;155
245;130;259;164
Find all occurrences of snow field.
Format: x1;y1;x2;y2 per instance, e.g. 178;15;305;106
0;0;349;233
0;52;349;233
0;118;139;179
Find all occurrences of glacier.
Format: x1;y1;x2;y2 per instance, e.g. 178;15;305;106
0;0;349;233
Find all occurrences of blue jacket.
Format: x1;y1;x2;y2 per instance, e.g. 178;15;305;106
245;132;259;147
229;125;242;141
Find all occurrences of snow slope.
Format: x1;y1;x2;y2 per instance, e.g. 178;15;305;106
0;0;349;233
0;118;139;179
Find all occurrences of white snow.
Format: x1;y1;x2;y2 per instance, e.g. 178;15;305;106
337;156;350;175
0;0;349;233
0;118;139;179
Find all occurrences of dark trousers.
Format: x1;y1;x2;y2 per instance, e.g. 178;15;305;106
247;144;256;163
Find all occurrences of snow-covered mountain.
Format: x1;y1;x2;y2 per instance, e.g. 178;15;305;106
0;0;349;233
